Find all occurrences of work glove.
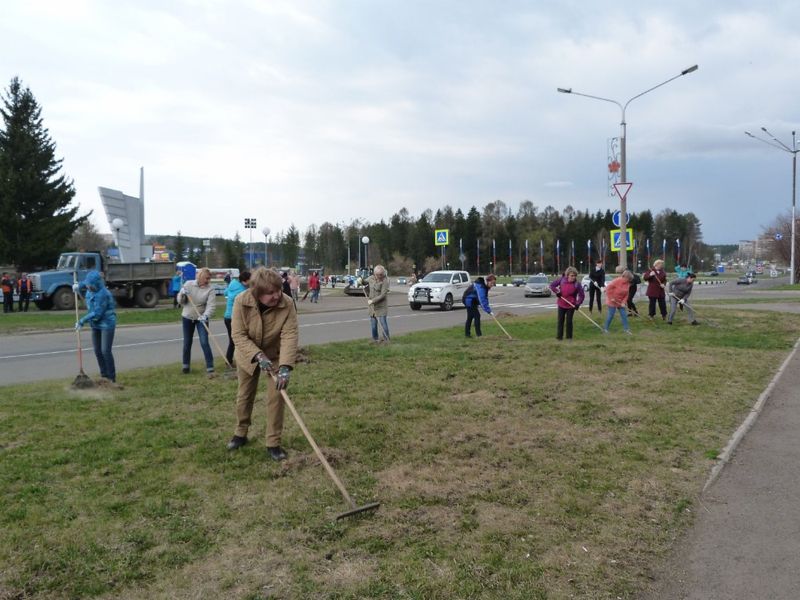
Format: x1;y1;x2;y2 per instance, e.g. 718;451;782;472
276;365;291;390
678;298;685;305
72;283;80;293
197;315;208;324
74;320;83;330
486;308;492;315
356;277;363;286
256;352;273;372
367;299;373;305
600;287;606;292
556;291;562;298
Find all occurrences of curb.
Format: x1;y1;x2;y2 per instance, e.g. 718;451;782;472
703;336;800;493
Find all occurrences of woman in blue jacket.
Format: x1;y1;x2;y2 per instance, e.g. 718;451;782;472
75;270;118;383
464;274;496;337
223;271;251;366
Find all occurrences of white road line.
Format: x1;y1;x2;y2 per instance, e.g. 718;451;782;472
1;302;554;360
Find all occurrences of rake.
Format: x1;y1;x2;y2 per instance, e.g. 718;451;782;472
71;272;94;389
269;372;380;520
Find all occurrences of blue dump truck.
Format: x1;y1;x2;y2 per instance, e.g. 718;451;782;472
30;251;175;310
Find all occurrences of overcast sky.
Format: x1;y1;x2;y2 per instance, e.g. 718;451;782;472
3;0;799;244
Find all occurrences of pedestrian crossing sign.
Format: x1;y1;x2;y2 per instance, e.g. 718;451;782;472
435;229;449;246
610;228;634;251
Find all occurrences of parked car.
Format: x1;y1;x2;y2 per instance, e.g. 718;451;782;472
737;275;756;285
524;274;551;297
512;277;525;287
703;271;719;277
408;270;471;311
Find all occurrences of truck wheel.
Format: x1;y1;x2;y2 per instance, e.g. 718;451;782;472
53;287;75;311
410;302;421;311
35;299;53;311
134;286;159;308
440;294;453;311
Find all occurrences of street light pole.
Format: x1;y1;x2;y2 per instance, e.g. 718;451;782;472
745;128;798;285
262;227;271;268
558;64;699;270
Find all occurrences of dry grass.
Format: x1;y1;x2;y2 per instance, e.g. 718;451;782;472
1;307;798;599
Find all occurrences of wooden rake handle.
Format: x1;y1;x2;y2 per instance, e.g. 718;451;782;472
185;292;233;369
269;372;357;509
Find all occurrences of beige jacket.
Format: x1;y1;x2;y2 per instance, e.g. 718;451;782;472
231;290;298;375
178;280;215;321
366;275;390;317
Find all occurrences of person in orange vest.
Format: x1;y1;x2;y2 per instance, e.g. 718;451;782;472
17;272;32;312
1;273;14;313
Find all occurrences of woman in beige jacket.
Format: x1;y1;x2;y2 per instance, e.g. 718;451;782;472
227;268;298;461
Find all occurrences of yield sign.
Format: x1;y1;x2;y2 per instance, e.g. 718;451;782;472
613;182;633;201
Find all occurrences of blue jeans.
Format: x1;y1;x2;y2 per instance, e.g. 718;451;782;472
182;317;215;371
311;288;320;303
603;306;630;332
370;315;390;341
91;327;116;382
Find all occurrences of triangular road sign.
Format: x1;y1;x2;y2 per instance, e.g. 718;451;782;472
613;182;633;201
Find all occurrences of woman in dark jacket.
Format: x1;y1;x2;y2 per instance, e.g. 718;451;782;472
549;267;585;340
643;259;668;320
464;274;496;338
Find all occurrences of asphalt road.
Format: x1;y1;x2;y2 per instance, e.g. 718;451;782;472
0;277;785;385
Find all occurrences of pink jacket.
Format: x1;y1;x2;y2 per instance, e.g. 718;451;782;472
604;277;629;308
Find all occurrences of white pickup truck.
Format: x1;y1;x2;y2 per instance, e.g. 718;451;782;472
408;270;471;311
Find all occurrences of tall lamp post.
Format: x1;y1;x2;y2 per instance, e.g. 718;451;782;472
244;217;256;268
262;227;271;268
361;235;370;274
745;129;797;285
558;64;699;269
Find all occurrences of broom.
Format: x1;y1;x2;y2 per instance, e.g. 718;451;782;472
71;273;94;389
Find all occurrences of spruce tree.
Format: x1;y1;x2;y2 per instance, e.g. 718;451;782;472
0;77;87;269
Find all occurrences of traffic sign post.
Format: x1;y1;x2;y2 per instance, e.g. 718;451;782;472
610;228;634;252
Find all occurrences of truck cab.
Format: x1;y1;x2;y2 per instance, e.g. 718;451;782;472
30;252;174;310
30;252;105;310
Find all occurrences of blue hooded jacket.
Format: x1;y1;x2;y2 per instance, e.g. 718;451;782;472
224;278;247;319
79;271;117;330
464;277;492;314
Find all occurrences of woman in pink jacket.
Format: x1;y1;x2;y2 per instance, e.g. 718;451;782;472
549;267;585;340
603;270;634;334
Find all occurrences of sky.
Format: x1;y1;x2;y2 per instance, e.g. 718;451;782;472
2;0;799;245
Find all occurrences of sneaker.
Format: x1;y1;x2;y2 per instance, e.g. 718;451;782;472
602;329;609;334
267;446;287;461
207;371;217;379
667;321;672;325
624;330;633;336
227;435;247;450
691;321;699;326
182;366;190;374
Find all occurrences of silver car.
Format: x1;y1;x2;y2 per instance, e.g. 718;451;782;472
524;274;551;297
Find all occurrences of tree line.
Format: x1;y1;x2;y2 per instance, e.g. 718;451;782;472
0;77;720;277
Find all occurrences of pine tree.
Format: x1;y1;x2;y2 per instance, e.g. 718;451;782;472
0;77;87;269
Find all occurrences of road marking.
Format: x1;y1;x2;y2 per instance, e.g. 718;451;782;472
1;302;554;360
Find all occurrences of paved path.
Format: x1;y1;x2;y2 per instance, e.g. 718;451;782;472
646;301;800;599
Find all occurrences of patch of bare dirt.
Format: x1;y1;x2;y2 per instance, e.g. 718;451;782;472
295;346;311;364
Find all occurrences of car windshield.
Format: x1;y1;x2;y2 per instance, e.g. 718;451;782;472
421;273;451;283
528;276;548;283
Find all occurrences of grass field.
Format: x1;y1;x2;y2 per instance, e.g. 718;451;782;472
2;308;799;598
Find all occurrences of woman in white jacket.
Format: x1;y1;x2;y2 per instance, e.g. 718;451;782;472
178;267;216;375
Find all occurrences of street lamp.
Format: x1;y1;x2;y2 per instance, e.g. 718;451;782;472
244;217;257;269
744;128;798;284
558;64;699;270
361;236;370;273
262;227;271;268
111;218;124;261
